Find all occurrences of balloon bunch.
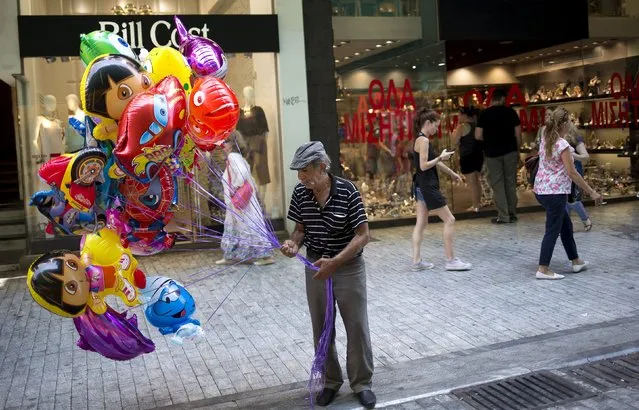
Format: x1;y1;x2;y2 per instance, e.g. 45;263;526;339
26;16;240;360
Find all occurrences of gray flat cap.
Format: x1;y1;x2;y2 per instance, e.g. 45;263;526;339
290;141;327;170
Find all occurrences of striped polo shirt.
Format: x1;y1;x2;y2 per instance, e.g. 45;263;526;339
287;174;368;258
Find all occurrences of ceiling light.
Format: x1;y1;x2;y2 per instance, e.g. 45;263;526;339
344;56;350;60
548;61;555;64
375;44;383;48
365;48;372;52
573;45;579;49
386;40;393;44
438;62;445;66
333;45;337;48
412;65;416;69
477;48;483;52
500;40;513;45
592;41;598;45
334;59;340;63
354;52;360;56
556;49;561;52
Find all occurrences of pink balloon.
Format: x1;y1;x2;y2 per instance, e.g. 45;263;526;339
174;16;228;79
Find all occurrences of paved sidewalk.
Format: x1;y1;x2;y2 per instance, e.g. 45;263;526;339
0;202;637;409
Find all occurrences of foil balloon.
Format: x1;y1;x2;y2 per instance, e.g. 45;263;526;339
114;75;187;183
119;168;176;256
174;16;228;79
141;276;201;336
73;305;155;361
142;46;193;93
186;77;239;151
80;30;138;66
80;54;153;122
80;227;146;311
30;148;107;235
27;250;139;318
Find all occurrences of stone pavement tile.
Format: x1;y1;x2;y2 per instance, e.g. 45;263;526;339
0;203;637;409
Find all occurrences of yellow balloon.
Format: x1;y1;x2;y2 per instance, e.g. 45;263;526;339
81;227;144;310
142;46;193;94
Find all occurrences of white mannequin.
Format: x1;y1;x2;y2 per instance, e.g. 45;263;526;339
65;94;86;152
238;86;270;205
33;95;64;162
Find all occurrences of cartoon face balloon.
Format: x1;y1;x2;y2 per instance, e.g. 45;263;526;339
119;167;175;223
186;77;239;151
114;75;187;182
174;16;227;79
142;46;193;93
80;30;137;66
81;54;154;121
141;276;200;335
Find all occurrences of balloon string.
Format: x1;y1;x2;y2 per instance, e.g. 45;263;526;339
202;264;252;326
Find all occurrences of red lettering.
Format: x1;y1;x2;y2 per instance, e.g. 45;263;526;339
610;72;623;99
463;89;484;107
529;107;542;131
406;110;415;140
386;79;399;109
518;109;529;132
484;88;496;107
631;101;639;126
366;112;377;143
356;95;369;114
368;79;384;110
394;109;406;141
343;114;356;142
506;84;527;107
399;79;416;108
379;112;391;141
446;114;459;134
609;101;618;127
592;102;606;128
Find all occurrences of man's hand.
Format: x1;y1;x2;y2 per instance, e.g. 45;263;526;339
312;257;340;280
280;240;299;258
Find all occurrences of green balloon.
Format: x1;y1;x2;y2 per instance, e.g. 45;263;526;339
80;31;138;66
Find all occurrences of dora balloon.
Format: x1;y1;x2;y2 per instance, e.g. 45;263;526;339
27;250;141;318
80;54;154;142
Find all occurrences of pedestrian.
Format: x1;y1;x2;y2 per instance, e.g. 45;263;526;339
565;120;593;231
411;108;472;271
215;131;275;266
280;141;376;409
452;106;483;212
475;89;521;223
533;107;602;280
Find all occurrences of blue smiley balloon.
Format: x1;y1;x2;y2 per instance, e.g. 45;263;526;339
141;276;200;335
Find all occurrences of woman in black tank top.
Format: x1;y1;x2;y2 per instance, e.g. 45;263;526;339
452;107;484;212
411;108;473;272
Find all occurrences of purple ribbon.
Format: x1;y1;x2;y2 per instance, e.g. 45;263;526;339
307;277;334;407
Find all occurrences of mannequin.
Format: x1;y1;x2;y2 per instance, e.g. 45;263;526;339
65;94;86;153
33;95;64;163
236;86;270;202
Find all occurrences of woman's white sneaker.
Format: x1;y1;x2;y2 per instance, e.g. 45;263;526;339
411;260;434;271
572;261;589;273
445;258;472;271
536;271;565;280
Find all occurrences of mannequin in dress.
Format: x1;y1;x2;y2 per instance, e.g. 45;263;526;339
33;95;64;163
236;86;270;203
65;94;86;153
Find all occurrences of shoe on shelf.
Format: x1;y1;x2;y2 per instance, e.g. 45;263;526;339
316;388;337;407
356;390;377;409
411;259;435;271
572;260;589;273
466;206;480;212
536;271;565;280
445;258;472;271
491;217;510;224
253;257;275;266
215;258;234;265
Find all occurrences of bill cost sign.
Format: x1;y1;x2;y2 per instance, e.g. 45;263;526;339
98;19;210;49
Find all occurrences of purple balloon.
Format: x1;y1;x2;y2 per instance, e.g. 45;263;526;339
174;16;228;79
73;305;155;361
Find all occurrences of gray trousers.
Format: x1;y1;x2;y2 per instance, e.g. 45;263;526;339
485;151;519;220
305;251;374;393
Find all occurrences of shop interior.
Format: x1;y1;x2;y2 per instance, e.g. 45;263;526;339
336;38;639;221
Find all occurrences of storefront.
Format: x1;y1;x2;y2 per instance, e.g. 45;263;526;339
13;0;308;253
335;38;639;222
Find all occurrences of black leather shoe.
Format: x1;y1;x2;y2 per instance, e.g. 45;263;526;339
357;390;377;409
316;388;337;406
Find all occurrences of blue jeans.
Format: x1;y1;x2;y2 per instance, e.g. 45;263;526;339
535;194;579;266
566;201;589;221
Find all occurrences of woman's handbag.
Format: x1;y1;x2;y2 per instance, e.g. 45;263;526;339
524;154;539;187
226;161;253;210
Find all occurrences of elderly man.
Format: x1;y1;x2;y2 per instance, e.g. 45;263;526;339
280;141;376;408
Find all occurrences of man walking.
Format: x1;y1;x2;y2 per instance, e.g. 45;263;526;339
475;89;522;223
280;141;376;409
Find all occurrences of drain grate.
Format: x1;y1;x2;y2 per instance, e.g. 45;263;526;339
563;353;639;390
451;371;595;409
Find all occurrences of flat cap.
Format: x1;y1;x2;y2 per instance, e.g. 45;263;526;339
289;141;327;170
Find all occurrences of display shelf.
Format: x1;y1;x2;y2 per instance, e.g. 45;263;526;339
511;94;616;108
519;148;624;154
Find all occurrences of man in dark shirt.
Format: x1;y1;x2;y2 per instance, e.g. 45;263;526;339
280;141;376;409
475;89;522;223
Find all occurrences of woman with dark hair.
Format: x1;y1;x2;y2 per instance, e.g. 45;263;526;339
216;132;275;266
411;108;472;271
452;106;483;212
533;107;602;280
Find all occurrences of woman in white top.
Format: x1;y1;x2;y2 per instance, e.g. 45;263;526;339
533;108;602;280
216;132;275;266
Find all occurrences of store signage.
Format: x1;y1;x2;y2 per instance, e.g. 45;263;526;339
342;79;416;143
18;15;279;57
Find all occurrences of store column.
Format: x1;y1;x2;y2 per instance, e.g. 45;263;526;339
275;0;312;232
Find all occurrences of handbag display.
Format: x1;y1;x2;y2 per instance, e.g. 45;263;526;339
226;159;254;210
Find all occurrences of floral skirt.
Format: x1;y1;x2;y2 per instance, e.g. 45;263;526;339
221;203;274;261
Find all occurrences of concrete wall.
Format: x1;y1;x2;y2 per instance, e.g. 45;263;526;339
0;0;21;85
